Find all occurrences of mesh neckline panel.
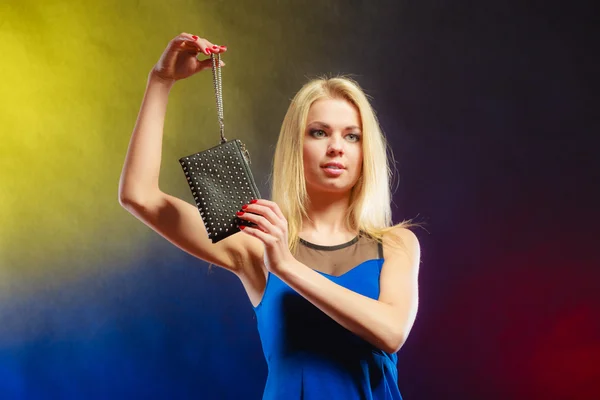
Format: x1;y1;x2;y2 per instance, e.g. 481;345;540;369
298;235;360;251
294;233;381;277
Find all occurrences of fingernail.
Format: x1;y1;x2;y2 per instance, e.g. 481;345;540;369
192;35;198;40
240;225;246;230
220;45;227;49
236;211;245;216
212;45;218;49
241;204;248;210
250;199;258;204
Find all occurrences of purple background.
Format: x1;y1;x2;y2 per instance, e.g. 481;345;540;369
1;1;598;399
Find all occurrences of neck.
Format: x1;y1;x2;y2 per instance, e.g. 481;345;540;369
300;189;357;243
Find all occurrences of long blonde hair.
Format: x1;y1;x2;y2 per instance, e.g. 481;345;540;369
271;76;414;253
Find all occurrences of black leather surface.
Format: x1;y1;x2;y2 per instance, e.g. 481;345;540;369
179;139;261;243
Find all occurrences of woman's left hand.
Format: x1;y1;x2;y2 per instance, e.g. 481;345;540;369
237;199;295;274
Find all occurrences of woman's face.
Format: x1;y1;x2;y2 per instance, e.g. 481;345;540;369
302;98;363;196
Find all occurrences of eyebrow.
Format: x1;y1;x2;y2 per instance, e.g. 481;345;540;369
306;121;361;131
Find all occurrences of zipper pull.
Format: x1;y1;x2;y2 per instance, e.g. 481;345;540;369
240;142;251;164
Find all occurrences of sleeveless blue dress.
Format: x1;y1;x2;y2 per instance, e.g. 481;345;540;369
253;237;403;400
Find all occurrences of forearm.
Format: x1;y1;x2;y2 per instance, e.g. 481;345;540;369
118;71;175;204
277;260;405;353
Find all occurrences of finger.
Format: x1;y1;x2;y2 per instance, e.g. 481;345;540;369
194;58;225;73
268;202;285;221
179;32;197;40
173;35;202;53
180;39;202;54
197;38;214;55
240;226;272;243
215;45;228;53
199;39;228;55
242;204;280;226
237;211;276;233
180;35;212;56
204;40;219;54
194;58;212;72
179;32;208;48
250;200;286;221
207;43;228;54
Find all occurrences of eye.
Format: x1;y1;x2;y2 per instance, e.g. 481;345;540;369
346;133;361;142
309;129;327;138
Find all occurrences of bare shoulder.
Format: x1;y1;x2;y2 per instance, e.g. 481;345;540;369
382;225;421;270
379;226;421;345
379;226;421;305
385;225;419;245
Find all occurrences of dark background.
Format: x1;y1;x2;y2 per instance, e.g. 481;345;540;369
1;1;598;399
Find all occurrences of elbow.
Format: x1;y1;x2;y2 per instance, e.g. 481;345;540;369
118;185;153;212
118;184;163;221
118;188;139;210
118;193;154;216
118;177;135;209
118;175;156;211
381;330;407;354
118;191;139;209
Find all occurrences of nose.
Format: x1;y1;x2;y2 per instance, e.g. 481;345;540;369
326;135;345;155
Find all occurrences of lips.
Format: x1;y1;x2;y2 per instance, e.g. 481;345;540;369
321;162;345;169
321;162;345;177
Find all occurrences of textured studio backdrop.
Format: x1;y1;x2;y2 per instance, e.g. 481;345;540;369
1;1;599;399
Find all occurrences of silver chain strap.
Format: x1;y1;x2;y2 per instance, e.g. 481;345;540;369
210;53;226;144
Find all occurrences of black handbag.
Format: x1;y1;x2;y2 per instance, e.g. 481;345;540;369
179;53;261;243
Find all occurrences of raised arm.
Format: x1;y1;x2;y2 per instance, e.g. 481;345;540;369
118;34;264;282
118;71;174;205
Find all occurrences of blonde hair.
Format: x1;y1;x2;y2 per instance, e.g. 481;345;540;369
271;76;415;253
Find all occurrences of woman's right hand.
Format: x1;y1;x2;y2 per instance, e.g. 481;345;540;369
151;33;227;82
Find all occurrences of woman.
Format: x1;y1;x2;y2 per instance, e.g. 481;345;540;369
119;33;420;400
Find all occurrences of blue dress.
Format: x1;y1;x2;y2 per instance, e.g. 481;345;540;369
253;235;403;400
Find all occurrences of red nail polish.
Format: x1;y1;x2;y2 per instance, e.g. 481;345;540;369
192;35;198;40
236;211;244;216
242;204;248;210
240;225;246;230
250;199;258;204
220;45;227;49
212;45;218;49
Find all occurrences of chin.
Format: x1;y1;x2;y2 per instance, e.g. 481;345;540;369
305;172;359;195
308;181;354;195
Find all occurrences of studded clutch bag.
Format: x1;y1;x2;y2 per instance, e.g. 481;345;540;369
179;53;261;243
